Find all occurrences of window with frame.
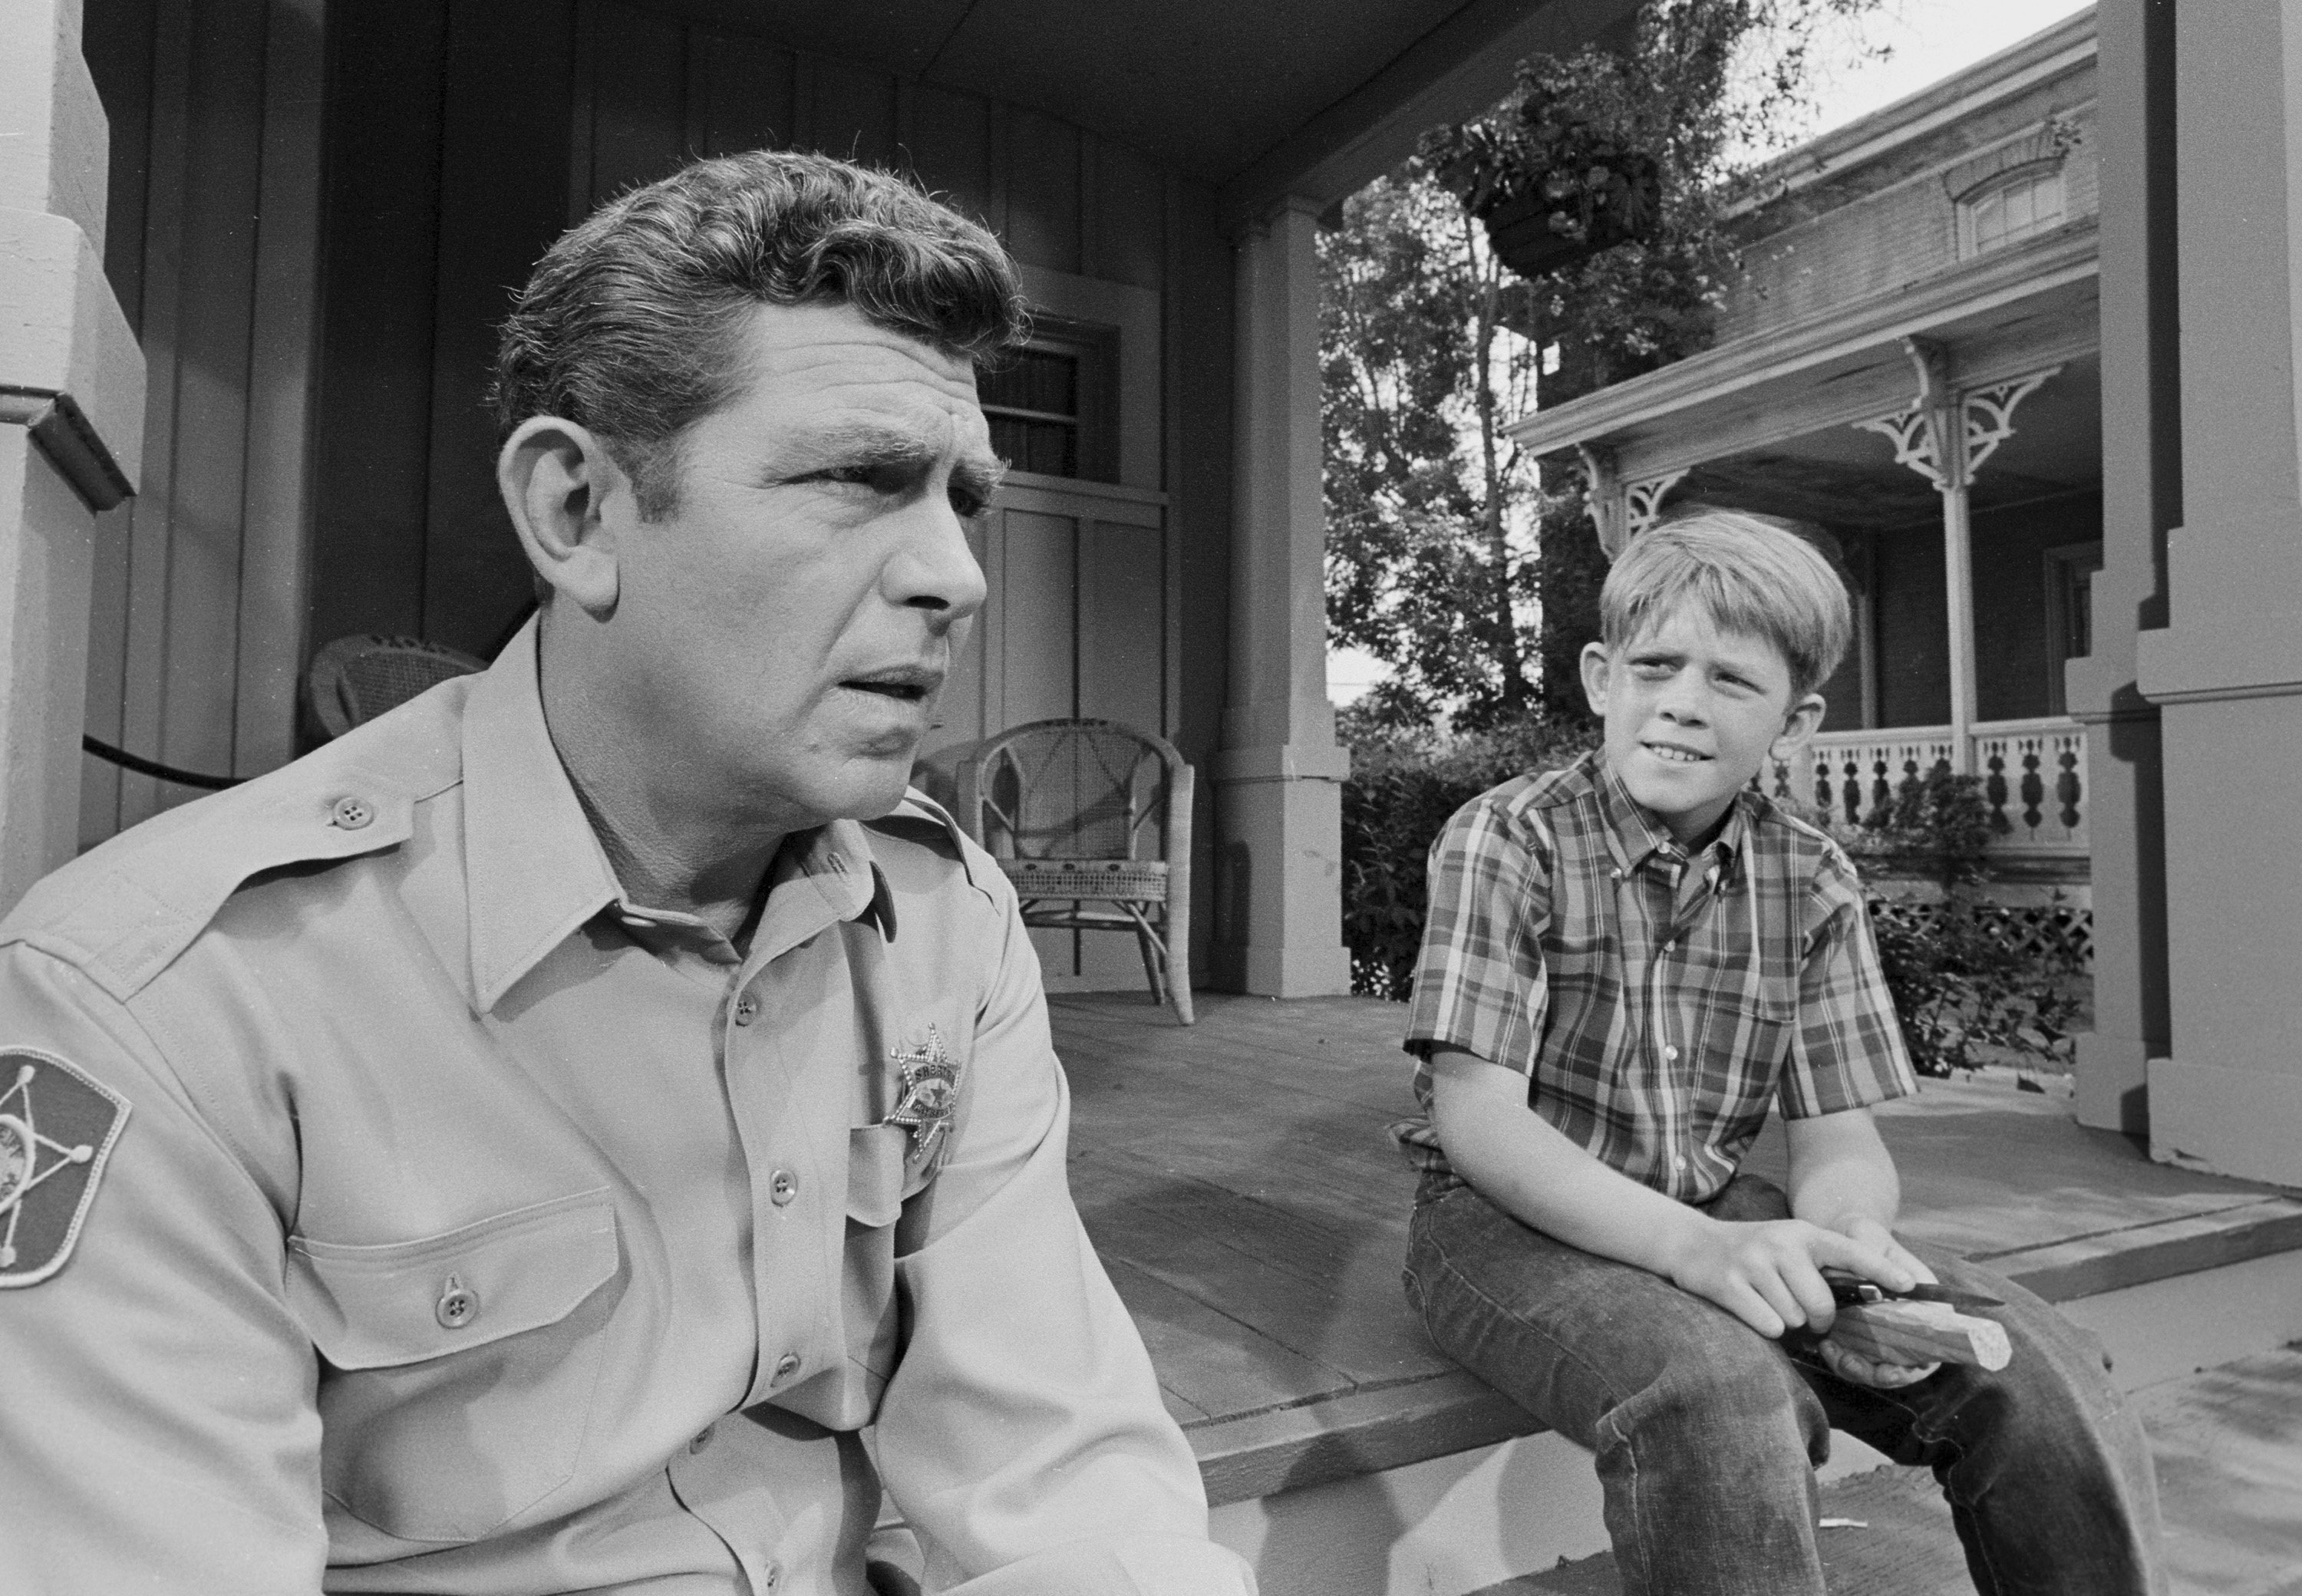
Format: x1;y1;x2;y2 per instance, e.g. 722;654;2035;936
977;318;1120;483
1958;163;2066;258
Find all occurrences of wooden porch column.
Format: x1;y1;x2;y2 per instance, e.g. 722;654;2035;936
2133;0;2302;1184
1211;196;1352;997
2070;0;2175;1136
1857;346;2054;774
1939;475;1978;773
0;0;143;910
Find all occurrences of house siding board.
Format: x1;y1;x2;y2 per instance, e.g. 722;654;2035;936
691;32;792;159
97;0;275;824
1171;176;1232;984
1002;107;1084;276
1971;490;2101;723
305;0;446;679
79;0;163;840
1873;517;1951;729
417;0;579;662
808;57;900;170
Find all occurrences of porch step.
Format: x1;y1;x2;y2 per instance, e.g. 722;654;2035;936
1198;1194;2302;1595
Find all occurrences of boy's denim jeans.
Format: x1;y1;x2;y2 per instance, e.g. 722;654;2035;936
1404;1172;2168;1596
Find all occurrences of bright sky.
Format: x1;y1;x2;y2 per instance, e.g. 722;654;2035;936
1789;0;2093;146
1325;0;2096;710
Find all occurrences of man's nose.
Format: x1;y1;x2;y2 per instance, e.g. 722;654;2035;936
885;495;988;628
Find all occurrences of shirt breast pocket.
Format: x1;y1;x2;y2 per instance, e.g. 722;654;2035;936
1687;985;1797;1142
285;1191;622;1545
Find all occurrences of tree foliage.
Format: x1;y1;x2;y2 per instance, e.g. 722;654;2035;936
1323;0;1886;729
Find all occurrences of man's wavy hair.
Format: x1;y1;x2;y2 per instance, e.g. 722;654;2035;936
492;150;1029;519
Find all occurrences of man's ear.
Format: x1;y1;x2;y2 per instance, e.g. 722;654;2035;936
498;417;629;619
1769;691;1828;761
1579;641;1614;717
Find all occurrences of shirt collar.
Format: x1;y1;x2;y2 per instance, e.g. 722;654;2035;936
460;619;892;1011
1589;748;1751;884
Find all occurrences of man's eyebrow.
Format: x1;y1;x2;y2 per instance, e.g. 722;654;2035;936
779;420;940;471
953;453;1008;502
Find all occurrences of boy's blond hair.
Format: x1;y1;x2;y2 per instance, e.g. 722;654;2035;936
1600;509;1853;700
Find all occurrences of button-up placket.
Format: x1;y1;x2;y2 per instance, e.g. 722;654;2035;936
719;825;885;1416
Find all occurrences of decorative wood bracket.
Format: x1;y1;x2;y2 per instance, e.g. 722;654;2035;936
1579;444;1627;559
1851;339;2060;493
1579;447;1687;559
1625;470;1689;540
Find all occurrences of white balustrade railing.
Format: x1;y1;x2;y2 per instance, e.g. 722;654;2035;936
1760;718;2087;852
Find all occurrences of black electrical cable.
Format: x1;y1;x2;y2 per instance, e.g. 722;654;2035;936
81;734;243;790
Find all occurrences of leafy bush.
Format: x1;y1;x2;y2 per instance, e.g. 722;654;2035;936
1338;711;1597;999
1829;766;2085;1077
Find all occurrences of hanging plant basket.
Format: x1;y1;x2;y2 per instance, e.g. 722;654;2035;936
1471;115;1664;280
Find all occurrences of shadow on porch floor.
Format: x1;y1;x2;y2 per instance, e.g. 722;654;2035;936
1051;990;2302;1515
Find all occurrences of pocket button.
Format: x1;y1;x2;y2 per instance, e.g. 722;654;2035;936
770;1169;799;1205
435;1275;480;1330
688;1425;714;1454
773;1352;801;1383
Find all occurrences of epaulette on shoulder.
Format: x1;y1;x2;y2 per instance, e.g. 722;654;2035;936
0;707;461;1002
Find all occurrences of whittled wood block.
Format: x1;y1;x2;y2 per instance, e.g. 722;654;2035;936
1832;1299;2013;1372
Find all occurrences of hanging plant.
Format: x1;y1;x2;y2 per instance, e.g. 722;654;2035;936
1432;107;1665;280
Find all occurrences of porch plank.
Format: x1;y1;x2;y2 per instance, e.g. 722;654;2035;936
1051;991;2302;1511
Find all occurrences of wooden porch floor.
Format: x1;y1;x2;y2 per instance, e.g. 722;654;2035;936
1053;991;2302;1504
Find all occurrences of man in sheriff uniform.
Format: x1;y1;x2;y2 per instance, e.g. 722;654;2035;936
0;151;1255;1596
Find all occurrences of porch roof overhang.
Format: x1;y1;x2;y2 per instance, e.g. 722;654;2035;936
651;0;1643;226
1504;217;2102;485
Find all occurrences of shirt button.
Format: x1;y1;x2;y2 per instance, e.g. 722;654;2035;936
330;795;374;830
770;1169;799;1205
435;1276;479;1330
1662;940;1677;955
763;1566;781;1591
773;1352;801;1382
1673;1154;1689;1171
688;1425;714;1454
1663;1044;1680;1061
733;995;758;1027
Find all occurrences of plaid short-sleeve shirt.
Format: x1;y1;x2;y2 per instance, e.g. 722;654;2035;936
1395;750;1915;1204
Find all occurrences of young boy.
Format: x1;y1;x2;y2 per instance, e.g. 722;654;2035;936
1396;511;2166;1595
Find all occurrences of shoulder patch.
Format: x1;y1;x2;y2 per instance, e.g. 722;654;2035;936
0;1050;130;1287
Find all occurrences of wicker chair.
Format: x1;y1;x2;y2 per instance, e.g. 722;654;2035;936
955;718;1196;1025
307;635;488;738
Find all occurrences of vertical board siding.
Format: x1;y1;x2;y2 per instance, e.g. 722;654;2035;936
305;0;447;674
418;0;579;661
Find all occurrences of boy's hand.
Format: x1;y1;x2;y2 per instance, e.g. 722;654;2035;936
1664;1214;1916;1341
1815;1215;1944;1388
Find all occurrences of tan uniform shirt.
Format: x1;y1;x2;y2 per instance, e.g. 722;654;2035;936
0;632;1250;1596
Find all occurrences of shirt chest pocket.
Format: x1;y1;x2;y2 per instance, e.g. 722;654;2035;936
1685;982;1798;1136
285;1192;622;1545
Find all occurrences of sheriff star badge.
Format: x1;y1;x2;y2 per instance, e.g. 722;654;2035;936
884;1025;961;1168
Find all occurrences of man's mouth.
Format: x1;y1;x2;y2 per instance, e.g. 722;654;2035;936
841;667;941;704
1642;740;1710;764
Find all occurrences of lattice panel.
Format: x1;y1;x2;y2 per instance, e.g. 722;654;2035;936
1867;897;2093;968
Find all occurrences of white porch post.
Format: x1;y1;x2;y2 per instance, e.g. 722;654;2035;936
1938;473;1978;772
1855;345;2053;773
2131;0;2302;1184
1212;196;1352;997
0;0;143;910
2072;0;2175;1136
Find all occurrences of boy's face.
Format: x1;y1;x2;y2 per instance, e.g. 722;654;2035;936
1581;603;1825;847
